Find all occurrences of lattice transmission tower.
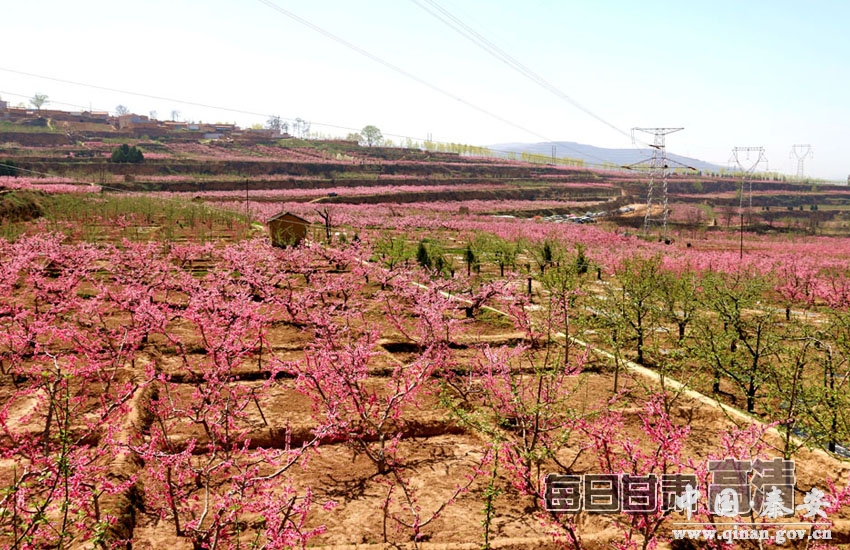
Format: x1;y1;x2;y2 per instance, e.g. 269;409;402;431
790;144;813;179
730;146;768;259
629;127;683;236
729;146;768;210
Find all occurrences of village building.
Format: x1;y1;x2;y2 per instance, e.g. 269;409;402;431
117;114;160;130
267;211;311;247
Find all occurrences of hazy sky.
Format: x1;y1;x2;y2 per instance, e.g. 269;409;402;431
1;1;847;179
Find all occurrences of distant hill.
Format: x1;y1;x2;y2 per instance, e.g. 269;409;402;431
490;141;725;173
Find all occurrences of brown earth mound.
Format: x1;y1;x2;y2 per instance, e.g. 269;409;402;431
0;189;46;221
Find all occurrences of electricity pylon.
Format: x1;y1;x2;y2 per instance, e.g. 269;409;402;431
730;147;768;210
628;127;684;237
730;146;768;258
790;144;813;179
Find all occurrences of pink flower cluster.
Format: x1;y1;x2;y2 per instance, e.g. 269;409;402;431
0;176;101;193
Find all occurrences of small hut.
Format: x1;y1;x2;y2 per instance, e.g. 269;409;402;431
267;211;310;247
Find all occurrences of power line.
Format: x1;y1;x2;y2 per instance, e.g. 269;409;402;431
0;163;98;187
1;67;276;121
0;66;350;130
0;79;480;158
254;0;542;138
252;0;617;166
0;91;91;111
0;74;623;169
408;0;644;147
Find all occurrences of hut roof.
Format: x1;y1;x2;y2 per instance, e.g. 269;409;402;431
266;211;310;225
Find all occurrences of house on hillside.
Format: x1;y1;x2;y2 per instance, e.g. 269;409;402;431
241;128;282;139
117;114;159;130
267;211;310;247
163;121;189;131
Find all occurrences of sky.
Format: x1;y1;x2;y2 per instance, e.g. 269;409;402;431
1;0;848;180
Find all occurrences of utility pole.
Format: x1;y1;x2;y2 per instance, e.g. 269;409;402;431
629;127;684;237
551;144;556;165
790;144;813;179
730;146;768;259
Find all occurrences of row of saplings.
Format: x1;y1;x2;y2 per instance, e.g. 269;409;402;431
391;233;850;459
377;233;589;279
538;250;850;459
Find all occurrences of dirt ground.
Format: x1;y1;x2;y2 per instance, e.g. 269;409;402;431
93;349;850;549
122;360;850;549
3;249;850;549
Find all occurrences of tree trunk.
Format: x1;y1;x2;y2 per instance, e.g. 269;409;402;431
747;380;756;413
637;330;644;364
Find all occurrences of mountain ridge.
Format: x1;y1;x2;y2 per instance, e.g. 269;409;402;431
490;141;725;172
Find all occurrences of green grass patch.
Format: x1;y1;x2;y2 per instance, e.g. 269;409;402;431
475;307;517;329
0;120;62;134
275;138;316;149
2;193;253;244
44;193;246;225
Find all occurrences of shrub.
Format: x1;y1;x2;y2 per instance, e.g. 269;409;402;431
110;144;144;163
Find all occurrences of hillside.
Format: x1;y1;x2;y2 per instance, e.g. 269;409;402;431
3;128;850;548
